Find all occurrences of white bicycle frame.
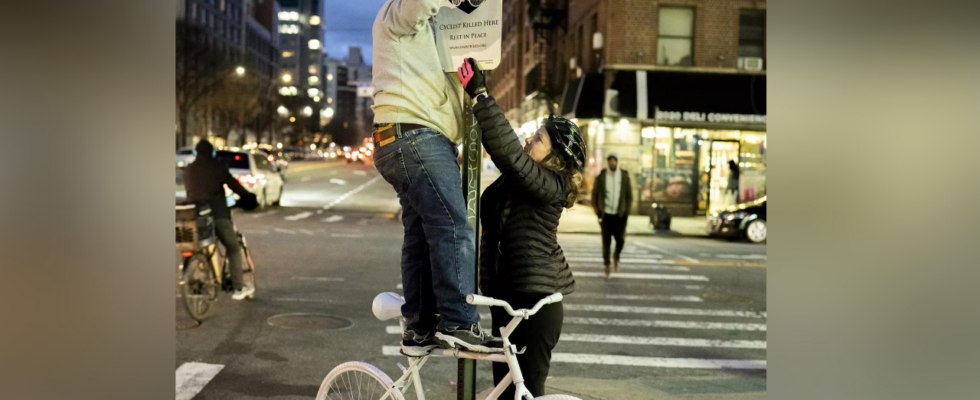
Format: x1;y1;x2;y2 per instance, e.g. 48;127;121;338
378;293;563;400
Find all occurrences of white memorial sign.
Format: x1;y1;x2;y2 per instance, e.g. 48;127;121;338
434;0;502;72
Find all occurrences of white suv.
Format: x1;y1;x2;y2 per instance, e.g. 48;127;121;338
215;150;285;207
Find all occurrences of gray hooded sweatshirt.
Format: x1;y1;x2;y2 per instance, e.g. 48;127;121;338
372;0;466;143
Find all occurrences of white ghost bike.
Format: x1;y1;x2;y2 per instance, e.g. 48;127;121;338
315;292;581;400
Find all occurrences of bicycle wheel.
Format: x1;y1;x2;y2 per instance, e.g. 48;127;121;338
316;362;404;400
181;253;217;321
534;395;583;400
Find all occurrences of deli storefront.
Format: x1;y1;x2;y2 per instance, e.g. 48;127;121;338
561;69;766;217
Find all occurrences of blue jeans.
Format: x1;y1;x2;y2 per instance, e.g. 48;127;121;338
373;127;479;332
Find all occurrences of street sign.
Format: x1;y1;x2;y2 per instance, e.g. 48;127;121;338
435;0;502;72
356;83;374;98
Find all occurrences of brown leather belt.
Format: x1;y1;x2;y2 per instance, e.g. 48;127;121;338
372;123;428;147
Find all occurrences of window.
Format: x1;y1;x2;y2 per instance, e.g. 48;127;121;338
282;51;294;58
739;9;766;59
657;7;694;66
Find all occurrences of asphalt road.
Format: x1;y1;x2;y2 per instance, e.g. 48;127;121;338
176;160;767;400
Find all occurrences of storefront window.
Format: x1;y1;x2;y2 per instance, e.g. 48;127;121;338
639;127;697;214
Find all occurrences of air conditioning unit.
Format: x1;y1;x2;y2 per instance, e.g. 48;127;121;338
603;89;620;117
738;57;764;71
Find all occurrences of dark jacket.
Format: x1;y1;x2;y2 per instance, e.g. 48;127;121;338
591;168;633;217
183;142;252;219
474;96;576;297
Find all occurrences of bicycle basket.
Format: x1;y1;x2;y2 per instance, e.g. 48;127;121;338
176;202;215;251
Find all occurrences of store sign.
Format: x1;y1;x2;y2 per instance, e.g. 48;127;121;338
656;110;767;125
434;0;502;72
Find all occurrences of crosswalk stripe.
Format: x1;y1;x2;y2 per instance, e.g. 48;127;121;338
564;304;765;318
380;346;765;369
551;353;766;369
176;362;224;400
385;326;764;349
571;292;702;302
561;333;765;349
567;257;675;264
569;264;690;272
284;211;313;221
563;317;767;331
574;271;709;281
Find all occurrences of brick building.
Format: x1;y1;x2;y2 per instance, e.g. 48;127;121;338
490;0;766;217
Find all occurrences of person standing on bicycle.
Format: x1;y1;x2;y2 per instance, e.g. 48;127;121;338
372;0;500;355
458;58;584;398
183;139;258;301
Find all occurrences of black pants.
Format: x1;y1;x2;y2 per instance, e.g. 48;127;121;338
601;213;628;266
214;218;243;291
490;293;564;399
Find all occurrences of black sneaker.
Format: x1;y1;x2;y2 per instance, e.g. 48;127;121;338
433;324;504;354
400;330;439;357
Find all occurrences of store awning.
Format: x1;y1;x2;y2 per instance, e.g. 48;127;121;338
611;70;766;119
559;73;605;119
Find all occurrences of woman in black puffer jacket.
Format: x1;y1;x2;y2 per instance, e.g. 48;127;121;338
458;58;587;399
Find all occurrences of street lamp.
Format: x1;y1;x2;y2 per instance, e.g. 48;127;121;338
302;106;313;117
235;66;245;75
282;73;292;83
290;116;296;122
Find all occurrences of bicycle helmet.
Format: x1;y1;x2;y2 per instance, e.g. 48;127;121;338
542;115;587;173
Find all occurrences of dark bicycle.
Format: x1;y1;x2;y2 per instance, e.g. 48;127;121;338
176;202;256;321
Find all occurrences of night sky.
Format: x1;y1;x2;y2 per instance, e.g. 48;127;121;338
322;0;388;63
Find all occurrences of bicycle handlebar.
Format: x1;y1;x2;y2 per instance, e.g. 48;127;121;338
466;293;563;318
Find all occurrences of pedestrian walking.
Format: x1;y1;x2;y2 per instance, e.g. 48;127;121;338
728;159;740;204
371;0;500;356
458;58;585;399
592;153;633;277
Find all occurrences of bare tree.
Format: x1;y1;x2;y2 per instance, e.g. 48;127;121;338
212;75;262;147
176;21;234;148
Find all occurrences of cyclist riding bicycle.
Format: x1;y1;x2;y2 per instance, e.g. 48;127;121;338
183;139;259;300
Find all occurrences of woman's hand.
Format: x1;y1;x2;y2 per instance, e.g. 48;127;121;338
457;57;487;98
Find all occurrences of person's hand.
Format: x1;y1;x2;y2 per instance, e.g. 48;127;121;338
457;57;487;98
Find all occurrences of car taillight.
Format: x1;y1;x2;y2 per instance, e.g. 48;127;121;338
237;174;259;186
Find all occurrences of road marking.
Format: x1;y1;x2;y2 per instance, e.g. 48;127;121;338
566;257;675;265
551;353;766;370
323;176;382;210
316;210;323;214
329;178;348;185
686;285;704;290
396;283;403;289
291;276;345;282
701;253;767;260
331;233;365;238
574;272;709;281
674;260;766;268
249;210;278;219
572;292;702;302
570;264;689;272
240;229;269;235
175;362;224;400
560;333;766;349
298;229;315;235
379;347;765;370
300;176;312;182
273;228;296;235
562;317;766;331
272;297;336;303
353;170;367;176
323;215;344;223
284;211;313;221
387;326;402;334
632;242;700;263
564;304;765;318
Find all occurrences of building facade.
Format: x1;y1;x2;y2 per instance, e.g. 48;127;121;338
491;0;767;217
277;0;324;142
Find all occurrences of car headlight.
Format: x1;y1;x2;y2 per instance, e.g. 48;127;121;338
726;211;748;221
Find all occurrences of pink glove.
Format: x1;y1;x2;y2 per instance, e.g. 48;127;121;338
456;58;486;97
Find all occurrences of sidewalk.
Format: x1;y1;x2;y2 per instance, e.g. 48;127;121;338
480;172;708;237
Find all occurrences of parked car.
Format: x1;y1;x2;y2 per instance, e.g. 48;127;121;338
214;150;285;208
256;148;288;180
708;196;766;243
176;147;195;168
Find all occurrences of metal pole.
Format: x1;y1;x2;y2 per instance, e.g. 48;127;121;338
458;94;480;400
